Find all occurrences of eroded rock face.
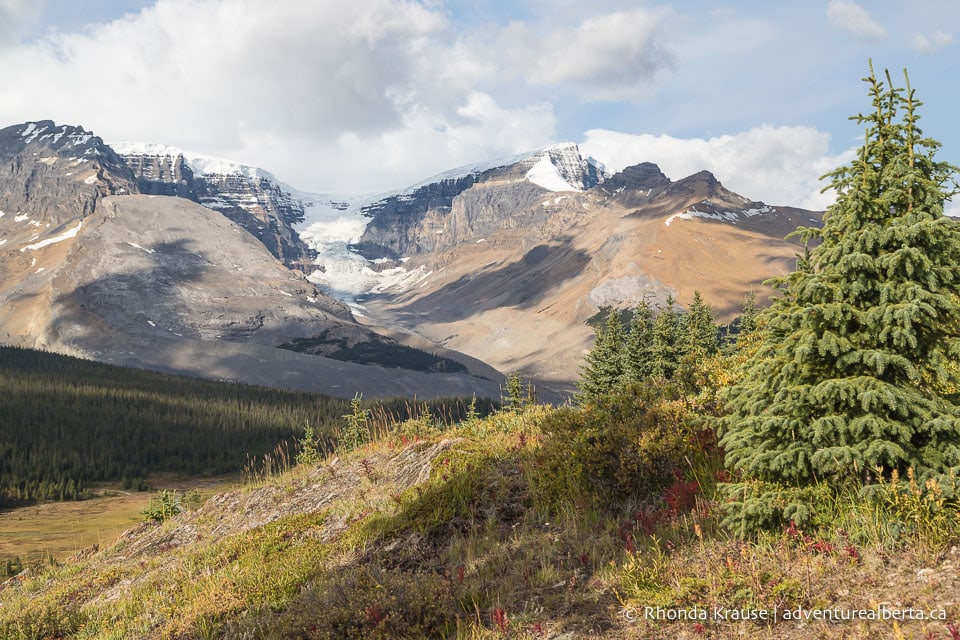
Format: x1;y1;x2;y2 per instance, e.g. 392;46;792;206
0;121;139;226
354;144;604;259
115;147;314;269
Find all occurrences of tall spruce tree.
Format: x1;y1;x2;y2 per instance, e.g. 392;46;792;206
577;308;626;401
726;291;759;349
682;290;719;357
650;296;683;379
622;298;655;383
718;65;960;531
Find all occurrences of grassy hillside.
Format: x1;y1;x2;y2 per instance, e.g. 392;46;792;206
2;383;958;639
0;346;492;509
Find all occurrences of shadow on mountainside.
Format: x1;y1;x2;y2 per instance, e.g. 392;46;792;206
48;238;505;400
396;236;591;322
51;239;210;347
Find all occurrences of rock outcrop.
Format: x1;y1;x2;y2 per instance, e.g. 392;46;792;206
114;144;314;269
353;143;605;259
0;121;138;225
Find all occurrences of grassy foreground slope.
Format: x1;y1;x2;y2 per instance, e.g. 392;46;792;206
2;391;958;640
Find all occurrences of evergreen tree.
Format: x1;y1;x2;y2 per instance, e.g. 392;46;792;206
578;308;625;402
650;296;682;379
622;298;655;383
682;290;719;357
339;394;371;451
504;371;535;410
718;65;960;531
726;291;759;349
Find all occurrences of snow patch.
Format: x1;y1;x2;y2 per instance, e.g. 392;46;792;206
14;214;29;222
20;123;46;143
83;174;98;185
0;239;6;246
664;205;771;227
22;221;83;251
127;242;155;254
66;131;93;146
526;155;579;192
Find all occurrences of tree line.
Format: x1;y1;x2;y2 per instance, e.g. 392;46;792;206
0;346;488;509
577;290;745;402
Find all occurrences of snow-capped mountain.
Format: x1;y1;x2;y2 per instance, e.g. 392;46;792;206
112;142;315;268
350;142;606;260
0;118;829;401
293;143;606;303
0;121;503;399
342;156;824;399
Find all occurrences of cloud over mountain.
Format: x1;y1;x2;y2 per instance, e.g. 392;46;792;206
580;125;855;211
0;0;559;192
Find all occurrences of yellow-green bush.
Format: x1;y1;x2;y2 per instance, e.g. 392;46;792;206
534;383;698;513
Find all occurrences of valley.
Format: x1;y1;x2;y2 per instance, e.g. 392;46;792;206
0;475;238;569
1;102;959;639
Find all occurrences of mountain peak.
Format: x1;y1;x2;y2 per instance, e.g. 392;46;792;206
525;143;605;192
0;121;137;224
602;162;670;192
113;141;313;267
110;141;280;185
682;169;721;186
0;121;103;155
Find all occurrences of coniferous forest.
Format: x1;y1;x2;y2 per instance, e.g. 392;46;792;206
0;346;489;509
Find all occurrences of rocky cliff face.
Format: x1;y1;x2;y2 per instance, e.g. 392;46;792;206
353;144;605;259
113;144;313;269
0;121;139;226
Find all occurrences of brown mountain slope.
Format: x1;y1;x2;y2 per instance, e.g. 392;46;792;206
359;165;821;399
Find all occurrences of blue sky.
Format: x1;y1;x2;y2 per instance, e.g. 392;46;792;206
0;0;957;209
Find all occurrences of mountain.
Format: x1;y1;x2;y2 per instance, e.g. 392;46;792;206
0;121;137;225
353;143;605;259
112;143;314;270
307;154;823;399
1;119;824;401
0;122;502;399
293;143;608;308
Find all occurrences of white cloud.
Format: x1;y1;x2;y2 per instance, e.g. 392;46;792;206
331;92;555;190
580;126;856;210
826;0;888;41
911;30;954;54
0;0;43;46
0;0;557;192
529;8;673;101
478;7;674;103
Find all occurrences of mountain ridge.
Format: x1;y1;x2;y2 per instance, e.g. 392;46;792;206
1;118;824;400
0;122;504;399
